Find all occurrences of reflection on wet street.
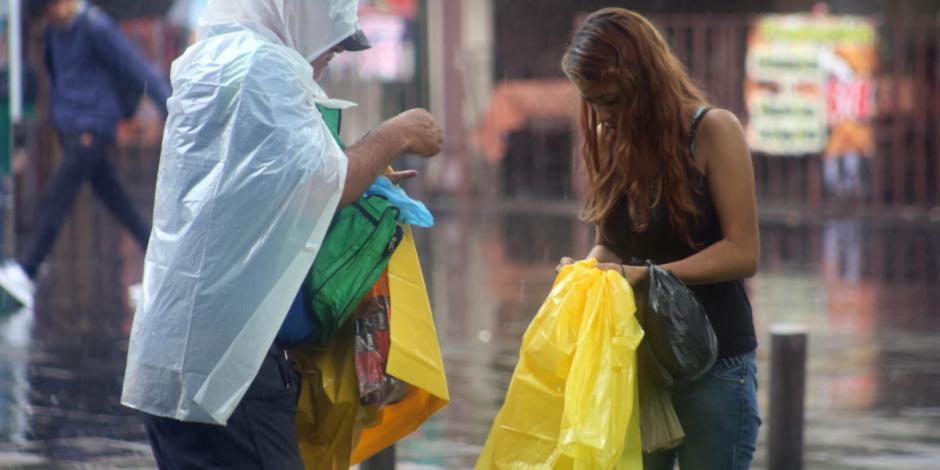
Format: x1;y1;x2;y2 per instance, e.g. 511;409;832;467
1;205;939;468
405;210;940;470
0;184;151;468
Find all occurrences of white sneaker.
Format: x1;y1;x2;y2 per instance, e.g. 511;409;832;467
0;261;34;310
127;282;143;311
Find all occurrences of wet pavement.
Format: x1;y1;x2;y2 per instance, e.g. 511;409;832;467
1;201;940;468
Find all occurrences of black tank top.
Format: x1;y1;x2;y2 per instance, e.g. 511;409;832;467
599;107;757;359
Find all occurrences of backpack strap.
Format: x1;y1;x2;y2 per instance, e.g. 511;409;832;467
317;104;345;149
689;106;712;156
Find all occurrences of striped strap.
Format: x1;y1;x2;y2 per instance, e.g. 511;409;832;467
689;106;712;156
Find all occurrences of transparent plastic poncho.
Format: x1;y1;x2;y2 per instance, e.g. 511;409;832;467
122;0;360;424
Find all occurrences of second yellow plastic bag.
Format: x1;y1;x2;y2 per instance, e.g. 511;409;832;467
477;259;644;469
292;323;360;470
353;225;450;462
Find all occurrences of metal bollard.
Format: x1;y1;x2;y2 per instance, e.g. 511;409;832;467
360;444;396;470
767;324;808;470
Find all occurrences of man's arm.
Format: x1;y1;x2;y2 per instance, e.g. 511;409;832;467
339;109;442;207
86;10;171;119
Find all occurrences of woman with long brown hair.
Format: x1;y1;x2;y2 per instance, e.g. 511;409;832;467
558;8;761;469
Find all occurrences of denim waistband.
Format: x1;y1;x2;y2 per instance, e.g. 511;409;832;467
716;350;756;369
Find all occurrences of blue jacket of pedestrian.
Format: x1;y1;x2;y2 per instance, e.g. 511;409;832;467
43;3;171;138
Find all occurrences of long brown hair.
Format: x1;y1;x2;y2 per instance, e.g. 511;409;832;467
562;8;708;246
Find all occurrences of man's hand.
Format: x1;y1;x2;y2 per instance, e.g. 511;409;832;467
341;109;440;207
386;170;418;184
382;109;443;158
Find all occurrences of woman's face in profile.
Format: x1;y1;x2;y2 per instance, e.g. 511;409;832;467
573;78;624;132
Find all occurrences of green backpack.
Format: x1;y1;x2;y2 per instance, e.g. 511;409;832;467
303;106;402;343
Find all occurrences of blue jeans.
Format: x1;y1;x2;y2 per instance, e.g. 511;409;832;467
643;351;761;470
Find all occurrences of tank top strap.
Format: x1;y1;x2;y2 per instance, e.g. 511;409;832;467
689;106;713;156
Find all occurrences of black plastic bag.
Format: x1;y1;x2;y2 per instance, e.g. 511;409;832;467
635;261;718;388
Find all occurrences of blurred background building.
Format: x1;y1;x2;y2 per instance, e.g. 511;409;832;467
10;0;938;213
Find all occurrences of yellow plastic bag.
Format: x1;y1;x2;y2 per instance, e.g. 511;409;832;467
353;225;450;462
292;322;361;470
293;225;449;469
476;259;644;470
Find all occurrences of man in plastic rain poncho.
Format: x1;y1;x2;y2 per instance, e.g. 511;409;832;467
120;1;442;468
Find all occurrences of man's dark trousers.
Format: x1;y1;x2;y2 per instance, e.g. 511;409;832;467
143;347;305;470
20;131;151;278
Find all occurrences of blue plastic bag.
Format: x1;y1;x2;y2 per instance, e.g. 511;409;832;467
365;176;434;228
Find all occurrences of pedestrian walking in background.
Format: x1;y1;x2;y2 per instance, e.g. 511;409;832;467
0;0;171;307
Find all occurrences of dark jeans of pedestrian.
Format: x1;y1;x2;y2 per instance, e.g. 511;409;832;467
143;347;304;470
20;131;151;278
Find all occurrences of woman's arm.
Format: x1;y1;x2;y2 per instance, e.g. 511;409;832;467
658;109;760;285
556;227;621;270
587;227;621;263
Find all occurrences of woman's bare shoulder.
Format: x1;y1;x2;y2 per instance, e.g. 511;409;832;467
699;108;744;138
695;108;749;170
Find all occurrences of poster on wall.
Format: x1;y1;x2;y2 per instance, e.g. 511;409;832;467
745;13;877;157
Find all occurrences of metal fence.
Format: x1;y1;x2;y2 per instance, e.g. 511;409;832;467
657;14;940;211
497;14;940;214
